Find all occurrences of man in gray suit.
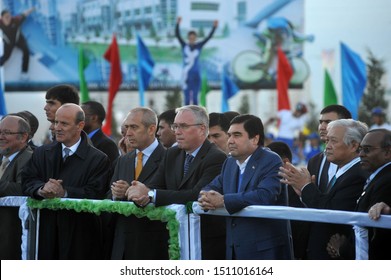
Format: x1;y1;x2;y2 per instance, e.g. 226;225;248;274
110;107;166;259
0;115;33;259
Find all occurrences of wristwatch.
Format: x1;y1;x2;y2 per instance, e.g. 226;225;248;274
148;189;155;202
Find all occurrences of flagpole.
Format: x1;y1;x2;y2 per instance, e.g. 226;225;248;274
137;34;155;107
0;36;7;116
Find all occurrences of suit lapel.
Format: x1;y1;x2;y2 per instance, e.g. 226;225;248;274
239;147;262;192
356;165;391;209
226;160;240;194
138;144;164;182
176;150;186;188
128;151;136;181
179;141;210;189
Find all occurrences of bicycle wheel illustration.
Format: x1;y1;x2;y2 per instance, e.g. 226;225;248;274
232;50;264;84
232;50;310;85
290;57;310;85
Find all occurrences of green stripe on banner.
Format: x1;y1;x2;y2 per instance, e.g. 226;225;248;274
27;198;180;260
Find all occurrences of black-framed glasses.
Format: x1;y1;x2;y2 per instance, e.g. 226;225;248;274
358;146;386;154
0;130;25;137
170;123;202;131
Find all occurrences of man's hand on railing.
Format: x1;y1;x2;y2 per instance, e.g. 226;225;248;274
38;179;65;198
198;190;224;210
368;202;391;220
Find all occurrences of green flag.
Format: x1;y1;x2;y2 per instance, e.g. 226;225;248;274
78;47;90;103
324;69;338;106
200;71;210;107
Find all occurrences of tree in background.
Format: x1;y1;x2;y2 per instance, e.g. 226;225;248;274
125;27;133;43
165;89;182;110
238;93;249;114
359;50;388;125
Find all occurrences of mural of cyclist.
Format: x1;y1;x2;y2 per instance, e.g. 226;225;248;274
175;16;218;105
0;7;35;80
251;17;314;80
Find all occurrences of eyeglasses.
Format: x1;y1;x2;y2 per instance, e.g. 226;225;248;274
0;130;24;137
357;146;386;154
170;123;203;131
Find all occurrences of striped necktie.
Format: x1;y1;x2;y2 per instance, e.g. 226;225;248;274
63;148;71;162
0;157;10;178
183;154;194;177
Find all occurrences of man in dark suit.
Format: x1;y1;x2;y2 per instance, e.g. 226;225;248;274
81;100;120;259
22;104;111;259
110;107;167;260
0;115;33;259
81;101;119;166
267;141;306;259
276;105;352;259
327;129;391;259
199;115;291;260
280;119;368;259
285;105;352;193
126;105;227;259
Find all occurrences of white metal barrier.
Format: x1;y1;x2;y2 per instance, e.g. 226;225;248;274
192;202;391;259
2;196;391;260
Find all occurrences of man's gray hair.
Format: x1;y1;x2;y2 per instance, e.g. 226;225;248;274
327;119;368;146
129;107;157;127
176;105;209;134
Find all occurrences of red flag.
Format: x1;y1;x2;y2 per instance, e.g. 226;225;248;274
277;47;293;111
102;34;122;135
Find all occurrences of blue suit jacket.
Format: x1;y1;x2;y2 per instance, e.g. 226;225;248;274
203;146;291;260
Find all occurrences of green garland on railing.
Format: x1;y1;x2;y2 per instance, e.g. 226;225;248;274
27;198;181;260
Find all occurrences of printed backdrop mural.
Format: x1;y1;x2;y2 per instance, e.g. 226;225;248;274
1;0;310;91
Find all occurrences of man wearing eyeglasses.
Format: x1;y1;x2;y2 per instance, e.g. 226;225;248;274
0;115;32;259
327;129;391;259
126;105;227;259
0;115;32;195
280;119;368;259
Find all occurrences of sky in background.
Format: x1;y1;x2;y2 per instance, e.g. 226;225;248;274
304;0;391;111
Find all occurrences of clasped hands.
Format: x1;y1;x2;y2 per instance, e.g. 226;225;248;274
38;179;65;199
111;180;150;207
198;190;224;211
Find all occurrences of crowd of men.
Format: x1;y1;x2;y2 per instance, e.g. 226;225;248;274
0;84;390;260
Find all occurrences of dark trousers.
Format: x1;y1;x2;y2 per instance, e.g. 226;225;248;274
0;35;30;72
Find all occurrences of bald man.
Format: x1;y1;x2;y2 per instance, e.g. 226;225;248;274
22;104;111;259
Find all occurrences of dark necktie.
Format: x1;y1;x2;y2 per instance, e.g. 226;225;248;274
183;154;194;177
237;169;244;192
326;173;337;193
63;148;71;162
